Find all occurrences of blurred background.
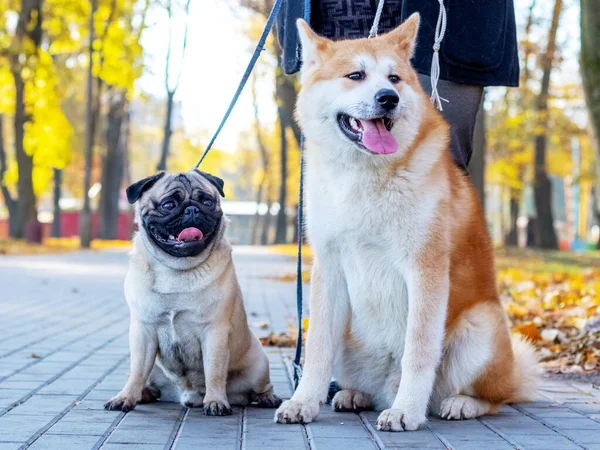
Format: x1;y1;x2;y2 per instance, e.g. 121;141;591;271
0;0;597;251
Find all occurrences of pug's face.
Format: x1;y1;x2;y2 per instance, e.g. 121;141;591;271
127;170;225;258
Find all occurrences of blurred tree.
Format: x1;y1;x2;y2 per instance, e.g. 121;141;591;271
250;72;270;245
9;0;43;239
80;0;97;248
242;0;300;244
156;0;191;172
532;0;562;249
51;167;61;237
581;0;600;247
97;0;148;239
0;114;17;235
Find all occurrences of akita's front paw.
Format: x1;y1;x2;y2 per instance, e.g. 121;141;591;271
104;392;140;412
376;408;425;432
203;400;232;416
274;400;320;424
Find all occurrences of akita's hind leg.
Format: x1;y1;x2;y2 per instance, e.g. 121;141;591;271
439;395;491;420
432;302;510;420
332;389;373;412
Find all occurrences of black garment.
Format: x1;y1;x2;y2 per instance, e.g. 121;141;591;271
277;0;519;87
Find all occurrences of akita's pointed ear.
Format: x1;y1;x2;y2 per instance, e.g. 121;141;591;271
297;19;330;82
385;13;420;57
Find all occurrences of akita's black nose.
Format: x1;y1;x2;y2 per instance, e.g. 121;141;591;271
375;89;399;111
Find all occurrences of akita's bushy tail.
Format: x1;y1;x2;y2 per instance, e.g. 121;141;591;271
509;334;542;402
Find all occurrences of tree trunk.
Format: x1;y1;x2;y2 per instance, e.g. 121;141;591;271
506;195;520;247
80;0;97;248
261;201;273;245
250;183;264;245
0;114;18;237
581;0;600;246
250;73;270;245
10;0;43;239
274;106;288;244
99;89;126;240
533;0;562;249
122;109;132;188
157;90;174;171
51;168;62;238
470;96;486;211
13;71;37;238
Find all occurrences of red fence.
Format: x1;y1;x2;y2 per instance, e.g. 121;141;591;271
0;211;135;241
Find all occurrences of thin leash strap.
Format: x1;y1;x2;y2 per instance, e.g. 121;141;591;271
192;0;284;170
292;0;312;389
368;0;386;38
430;0;448;111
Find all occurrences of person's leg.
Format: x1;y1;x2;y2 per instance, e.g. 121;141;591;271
417;74;483;171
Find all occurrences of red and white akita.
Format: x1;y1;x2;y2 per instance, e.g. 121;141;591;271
274;15;540;432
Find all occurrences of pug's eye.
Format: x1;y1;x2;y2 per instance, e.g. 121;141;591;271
202;198;214;208
161;200;176;211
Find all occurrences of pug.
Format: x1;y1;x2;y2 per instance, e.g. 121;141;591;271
104;170;281;415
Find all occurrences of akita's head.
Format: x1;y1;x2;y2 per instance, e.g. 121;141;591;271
296;14;427;159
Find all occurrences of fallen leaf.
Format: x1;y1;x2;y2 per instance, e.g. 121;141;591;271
513;322;542;342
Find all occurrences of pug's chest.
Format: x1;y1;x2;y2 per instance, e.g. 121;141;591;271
154;310;207;376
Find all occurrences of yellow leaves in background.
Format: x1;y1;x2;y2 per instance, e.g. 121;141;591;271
0;66;15;114
502;263;600;374
22;50;73;194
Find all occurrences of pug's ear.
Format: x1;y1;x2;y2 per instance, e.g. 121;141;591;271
196;170;225;198
126;172;165;204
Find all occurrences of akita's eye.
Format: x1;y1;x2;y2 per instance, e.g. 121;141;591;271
346;71;366;81
388;75;401;84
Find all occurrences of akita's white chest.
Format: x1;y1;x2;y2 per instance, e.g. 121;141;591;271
340;243;410;355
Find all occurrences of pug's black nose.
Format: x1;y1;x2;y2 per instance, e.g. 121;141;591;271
375;89;399;111
184;205;200;216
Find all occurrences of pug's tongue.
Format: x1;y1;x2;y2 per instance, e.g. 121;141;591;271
360;118;398;154
177;227;203;242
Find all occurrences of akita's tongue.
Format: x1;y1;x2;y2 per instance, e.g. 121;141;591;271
177;227;203;242
361;118;398;154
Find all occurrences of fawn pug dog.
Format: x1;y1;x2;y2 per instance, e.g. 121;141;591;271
274;15;539;431
105;170;281;415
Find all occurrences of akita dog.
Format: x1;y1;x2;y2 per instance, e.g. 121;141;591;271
274;15;540;432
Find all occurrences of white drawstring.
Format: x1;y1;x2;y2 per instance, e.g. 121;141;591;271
369;0;386;38
430;0;448;111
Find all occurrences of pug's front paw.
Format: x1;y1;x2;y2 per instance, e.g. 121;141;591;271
203;400;232;416
274;400;320;424
104;392;139;412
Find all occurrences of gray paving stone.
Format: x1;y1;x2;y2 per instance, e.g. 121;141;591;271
27;434;99;450
0;444;26;450
2;249;600;450
308;437;377;450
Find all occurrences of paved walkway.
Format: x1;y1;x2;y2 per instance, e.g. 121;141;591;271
1;248;600;450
